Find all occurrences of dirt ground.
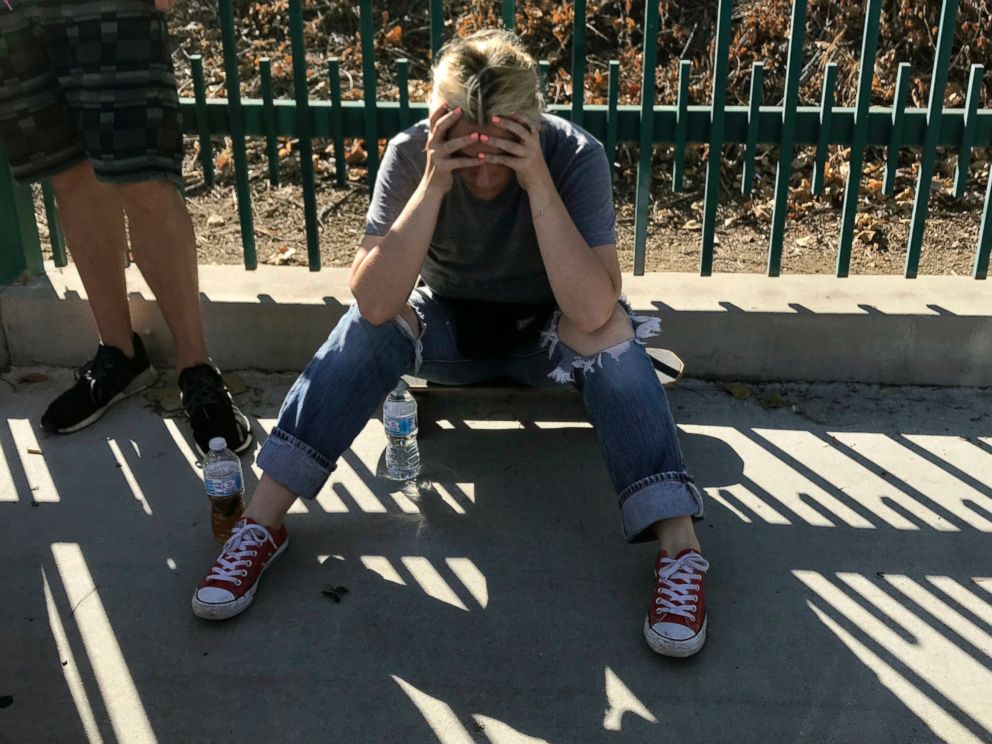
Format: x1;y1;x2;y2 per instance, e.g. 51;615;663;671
27;0;992;277
34;159;985;277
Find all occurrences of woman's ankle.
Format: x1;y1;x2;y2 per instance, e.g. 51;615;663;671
652;515;702;555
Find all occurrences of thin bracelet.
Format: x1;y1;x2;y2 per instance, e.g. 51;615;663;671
531;198;555;220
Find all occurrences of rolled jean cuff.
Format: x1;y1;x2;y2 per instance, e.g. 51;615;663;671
618;472;704;543
256;428;333;501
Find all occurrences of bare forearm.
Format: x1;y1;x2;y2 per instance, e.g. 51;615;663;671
350;181;444;324
530;185;619;331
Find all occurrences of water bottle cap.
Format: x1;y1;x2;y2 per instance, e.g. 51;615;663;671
208;437;228;452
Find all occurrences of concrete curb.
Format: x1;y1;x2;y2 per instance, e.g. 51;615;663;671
1;262;990;385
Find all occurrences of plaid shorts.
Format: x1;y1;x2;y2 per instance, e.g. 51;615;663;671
0;0;183;186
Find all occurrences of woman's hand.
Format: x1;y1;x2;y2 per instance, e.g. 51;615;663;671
479;113;552;193
423;103;483;195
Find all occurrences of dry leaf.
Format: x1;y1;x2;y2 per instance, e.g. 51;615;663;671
721;382;752;400
683;219;702;231
384;25;402;45
345;141;368;165
266;246;296;266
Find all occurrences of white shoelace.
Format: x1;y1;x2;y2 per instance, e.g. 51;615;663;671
206;522;275;586
654;552;710;621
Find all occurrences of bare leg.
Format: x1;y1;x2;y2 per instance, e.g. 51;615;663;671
117;180;209;371
50;161;134;357
652;516;702;555
243;474;299;529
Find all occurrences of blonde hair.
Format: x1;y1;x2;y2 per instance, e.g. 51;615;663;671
431;30;544;129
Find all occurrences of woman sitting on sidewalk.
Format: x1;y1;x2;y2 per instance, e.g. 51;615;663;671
191;29;710;658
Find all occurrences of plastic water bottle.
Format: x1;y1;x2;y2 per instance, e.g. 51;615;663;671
203;437;245;543
383;380;420;481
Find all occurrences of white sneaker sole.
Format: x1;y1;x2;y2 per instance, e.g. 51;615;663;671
192;409;254;458
54;366;159;434
643;615;707;658
191;537;289;620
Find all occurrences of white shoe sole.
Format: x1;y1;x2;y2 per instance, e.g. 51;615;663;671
53;366;159;434
643;615;707;658
191;537;289;620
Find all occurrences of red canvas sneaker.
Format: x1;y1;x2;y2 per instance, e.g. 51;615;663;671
192;518;288;620
643;549;709;657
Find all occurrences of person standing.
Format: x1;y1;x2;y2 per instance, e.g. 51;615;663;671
0;0;251;454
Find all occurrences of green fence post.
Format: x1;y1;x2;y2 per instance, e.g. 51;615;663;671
605;60;620;180
766;0;808;277
741;62;763;197
328;59;347;188
811;62;837;196
219;0;257;270
571;0;586;127
398;58;411;130
883;63;912;195
539;60;550;98
502;0;515;30
700;0;733;276
190;55;215;189
954;64;984;199
974;163;992;279
836;0;882;278
359;0;380;189
260;58;281;187
632;0;660;276
289;0;321;270
430;0;443;59
905;0;960;278
0;156;43;285
41;181;67;267
672;60;690;192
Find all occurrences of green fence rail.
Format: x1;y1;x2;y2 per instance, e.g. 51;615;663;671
2;0;992;285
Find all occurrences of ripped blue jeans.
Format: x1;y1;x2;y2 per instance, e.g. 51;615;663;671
257;287;704;542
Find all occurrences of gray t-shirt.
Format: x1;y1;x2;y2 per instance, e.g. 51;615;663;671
364;114;616;303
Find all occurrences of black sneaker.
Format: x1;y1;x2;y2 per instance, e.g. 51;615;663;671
178;364;253;456
41;334;158;434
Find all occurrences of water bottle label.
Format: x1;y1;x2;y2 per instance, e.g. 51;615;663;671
205;473;243;497
385;412;417;437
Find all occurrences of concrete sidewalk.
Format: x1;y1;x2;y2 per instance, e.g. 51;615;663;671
1;370;990;743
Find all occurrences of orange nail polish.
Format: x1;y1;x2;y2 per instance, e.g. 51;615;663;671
479;153;486;160
480;134;489;142
492;115;500;123
470;132;479;140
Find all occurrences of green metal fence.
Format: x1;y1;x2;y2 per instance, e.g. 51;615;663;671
2;0;991;285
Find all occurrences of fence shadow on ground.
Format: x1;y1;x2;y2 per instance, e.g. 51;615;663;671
1;375;990;742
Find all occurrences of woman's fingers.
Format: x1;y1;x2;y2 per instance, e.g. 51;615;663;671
428;102;449;130
432;106;463;138
436;132;479;156
447;157;484;170
477;152;521;169
481;135;527;157
492;114;534;145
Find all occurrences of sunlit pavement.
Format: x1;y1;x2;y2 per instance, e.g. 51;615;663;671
2;370;990;743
